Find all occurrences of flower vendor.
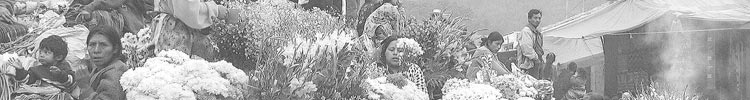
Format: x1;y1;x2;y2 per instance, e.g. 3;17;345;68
73;26;129;100
0;0;28;43
554;62;577;100
2;35;75;100
150;0;239;61
467;31;511;81
567;68;589;100
364;36;427;93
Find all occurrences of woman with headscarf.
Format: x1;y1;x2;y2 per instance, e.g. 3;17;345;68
72;26;128;100
466;31;510;81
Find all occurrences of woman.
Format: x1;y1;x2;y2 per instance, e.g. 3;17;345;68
467;31;510;81
567;68;589;100
73;26;128;100
364;36;426;92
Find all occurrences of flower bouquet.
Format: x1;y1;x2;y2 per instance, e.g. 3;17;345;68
362;75;428;100
487;73;553;99
120;50;249;100
441;78;504;100
122;27;155;69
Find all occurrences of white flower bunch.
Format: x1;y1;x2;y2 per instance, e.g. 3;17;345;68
441;82;504;100
441;78;470;94
518;86;538;97
393;38;424;56
484;73;554;99
288;77;317;98
280;31;355;65
362;77;428;100
120;50;249;100
489;74;524;99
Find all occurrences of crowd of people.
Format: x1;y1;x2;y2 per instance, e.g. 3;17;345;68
0;0;609;100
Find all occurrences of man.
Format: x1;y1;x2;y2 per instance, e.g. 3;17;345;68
554;63;578;100
517;9;546;78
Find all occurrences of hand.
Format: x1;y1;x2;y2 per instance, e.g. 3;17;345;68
77;10;91;22
8;58;23;69
0;7;13;23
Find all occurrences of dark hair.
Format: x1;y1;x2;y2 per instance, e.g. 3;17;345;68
568;62;578;71
528;9;542;19
39;35;68;62
480;31;504;47
86;26;124;62
379;35;401;64
546;53;556;63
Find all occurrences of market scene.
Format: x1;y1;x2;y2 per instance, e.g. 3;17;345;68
1;0;749;100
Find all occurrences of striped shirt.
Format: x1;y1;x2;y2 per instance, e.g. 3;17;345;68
0;74;18;100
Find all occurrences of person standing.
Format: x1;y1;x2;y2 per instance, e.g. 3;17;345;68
517;9;546;79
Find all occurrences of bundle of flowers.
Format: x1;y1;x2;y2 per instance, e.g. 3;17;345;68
489;74;525;99
279;30;354;65
487;73;553;99
120;50;249;100
362;76;428;100
392;38;425;56
440;78;504;100
122;27;155;68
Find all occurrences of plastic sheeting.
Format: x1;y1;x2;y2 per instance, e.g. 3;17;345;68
538;0;750;64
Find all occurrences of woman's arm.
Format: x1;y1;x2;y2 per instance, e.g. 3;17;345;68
406;64;426;93
83;70;126;100
82;0;124;12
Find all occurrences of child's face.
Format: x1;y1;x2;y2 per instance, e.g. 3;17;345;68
37;49;56;65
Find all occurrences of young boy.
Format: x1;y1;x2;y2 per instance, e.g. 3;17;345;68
7;35;75;99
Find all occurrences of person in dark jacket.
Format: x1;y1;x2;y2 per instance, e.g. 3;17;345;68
554;62;578;100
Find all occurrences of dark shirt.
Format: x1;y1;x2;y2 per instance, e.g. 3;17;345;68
14;62;76;92
553;70;574;100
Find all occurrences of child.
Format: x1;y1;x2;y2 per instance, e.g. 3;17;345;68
7;35;74;99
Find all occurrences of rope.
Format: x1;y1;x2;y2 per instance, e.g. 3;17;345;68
606;28;749;35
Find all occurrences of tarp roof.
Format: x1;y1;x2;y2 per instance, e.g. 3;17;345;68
539;0;750;64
